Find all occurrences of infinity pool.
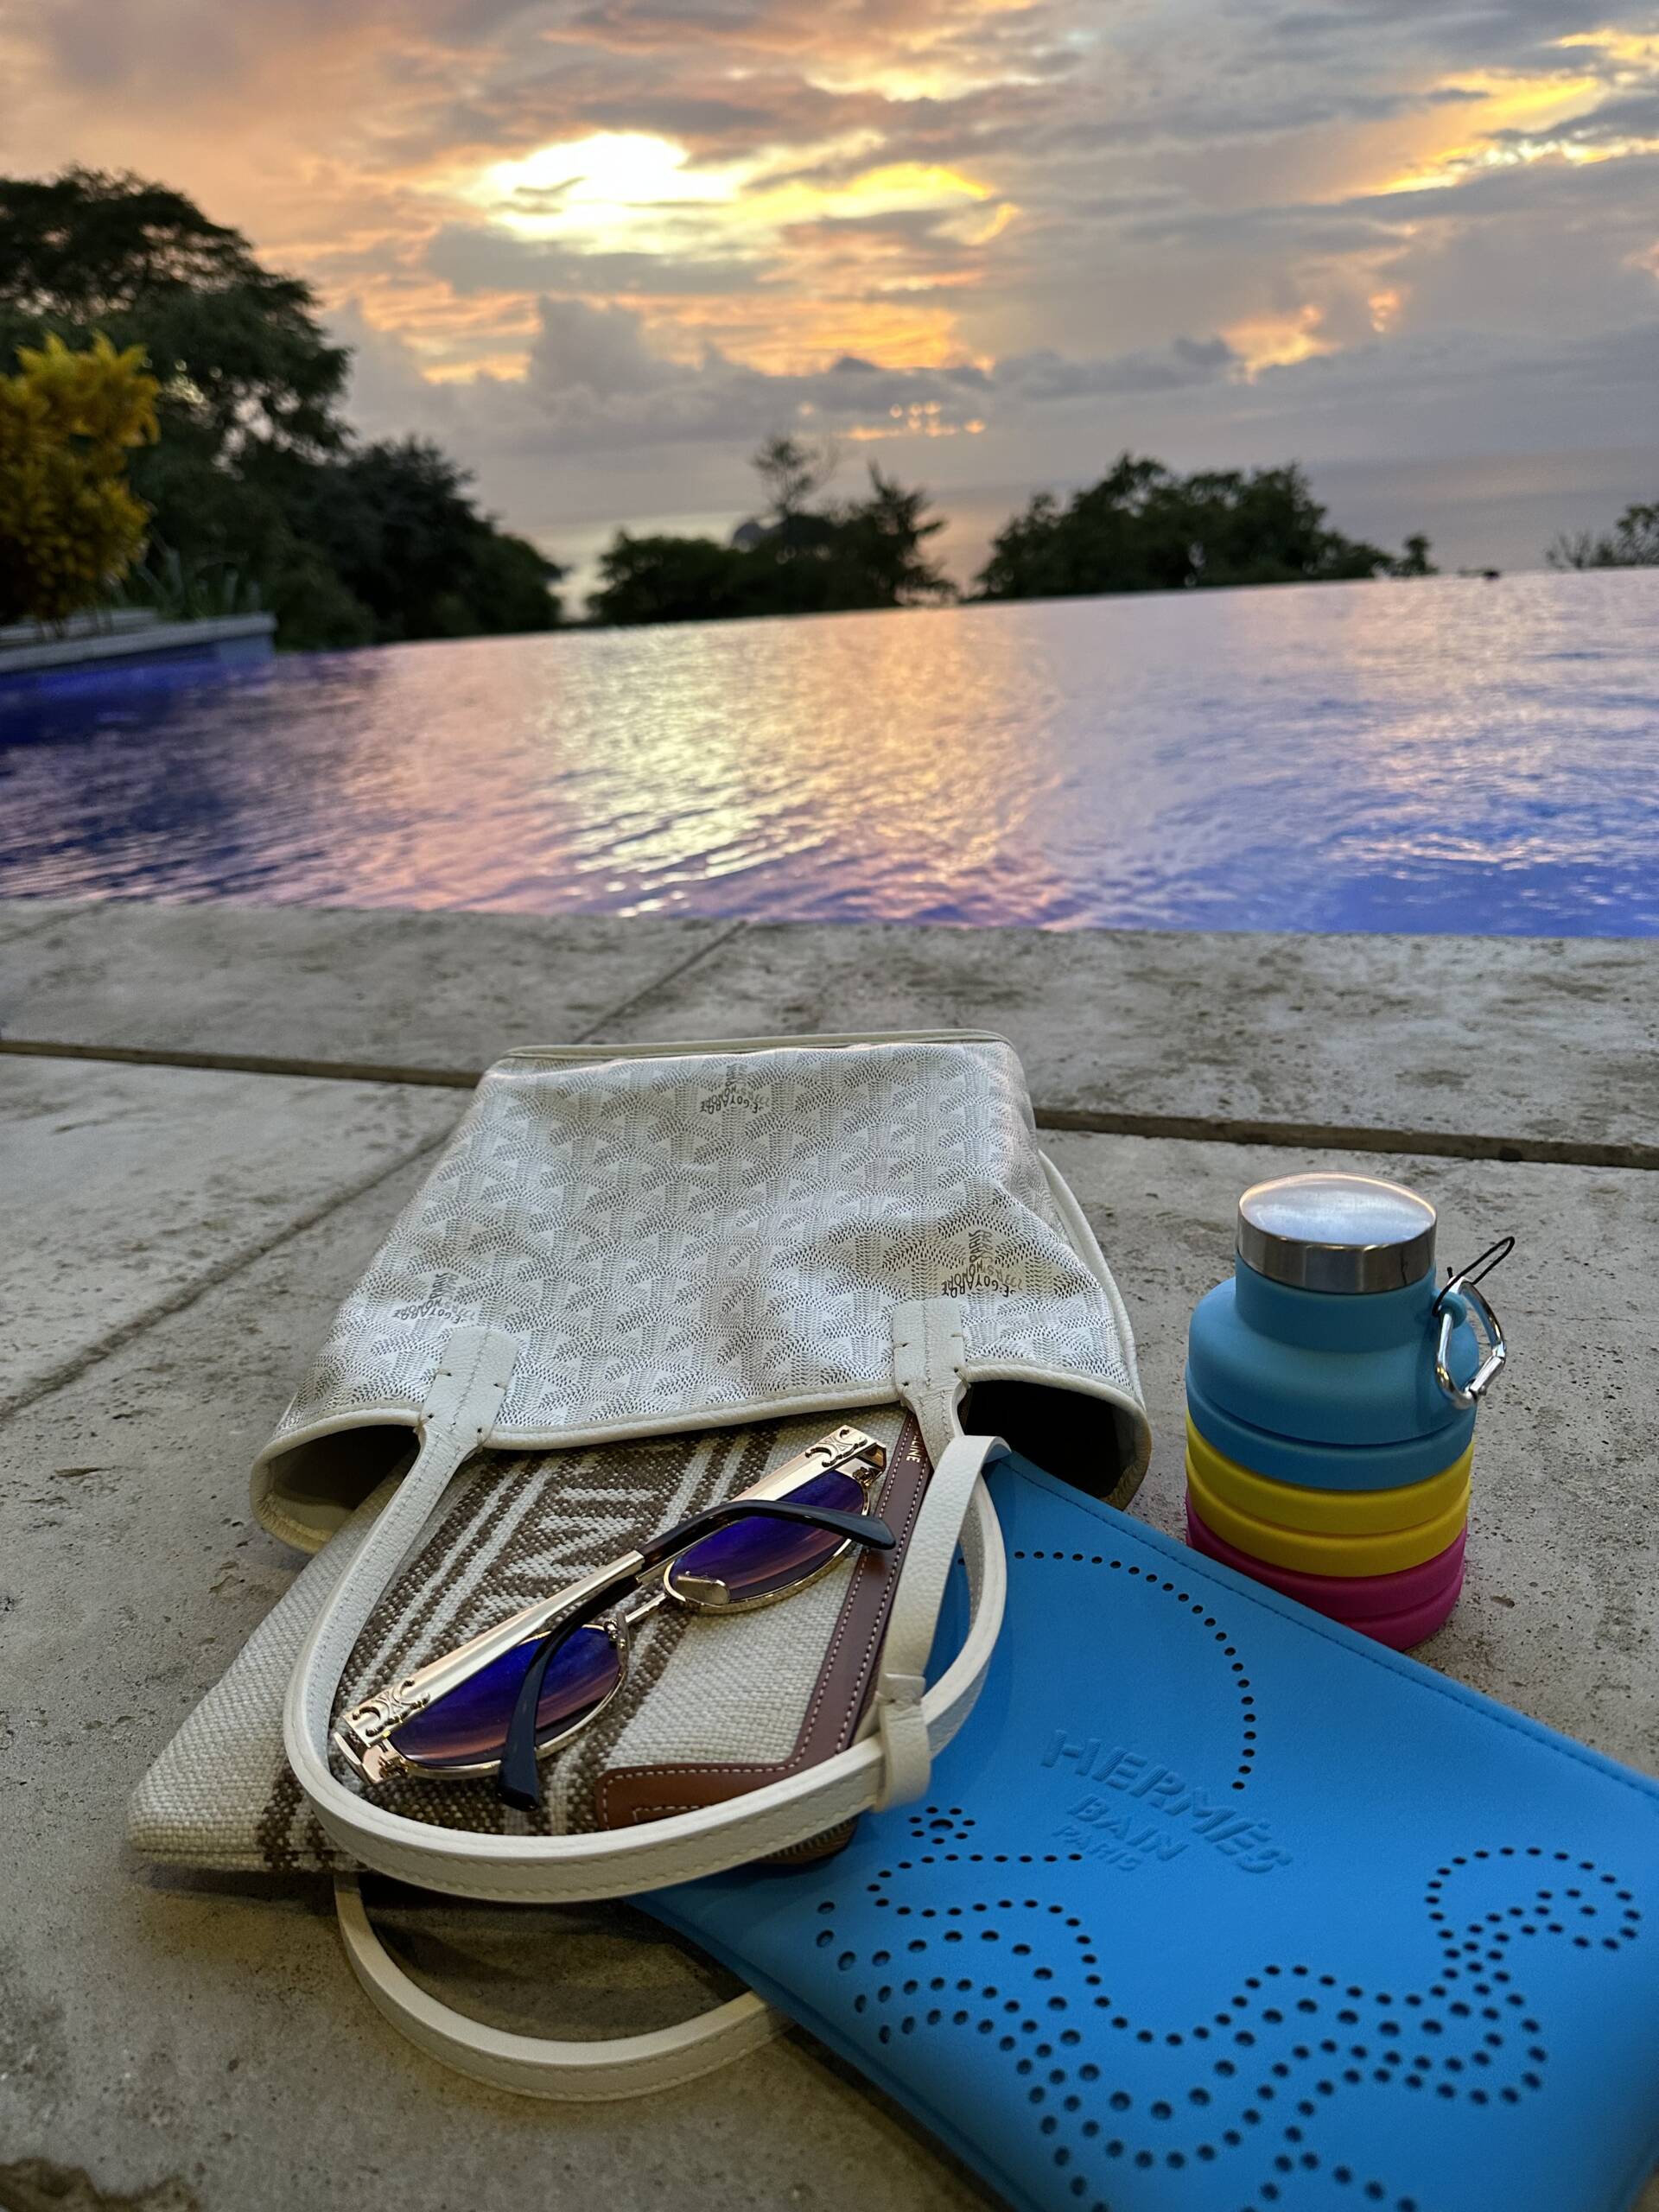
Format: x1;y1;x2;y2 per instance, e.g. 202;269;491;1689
2;569;1655;932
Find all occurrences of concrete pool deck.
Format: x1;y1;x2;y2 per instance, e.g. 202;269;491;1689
1;897;1655;2212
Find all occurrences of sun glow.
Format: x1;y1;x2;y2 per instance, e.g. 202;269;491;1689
482;132;741;238
474;133;995;281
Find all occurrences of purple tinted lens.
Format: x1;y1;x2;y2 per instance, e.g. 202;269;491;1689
669;1465;868;1605
388;1625;620;1770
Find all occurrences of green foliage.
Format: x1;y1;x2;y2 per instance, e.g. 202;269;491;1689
0;168;349;516
284;438;563;643
1547;502;1659;570
975;454;1424;600
591;453;953;625
592;532;756;626
115;543;264;622
0;169;563;647
0;331;159;626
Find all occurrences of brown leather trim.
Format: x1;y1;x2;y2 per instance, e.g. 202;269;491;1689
596;1412;933;1833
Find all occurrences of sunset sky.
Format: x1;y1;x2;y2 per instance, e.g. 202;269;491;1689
6;0;1659;582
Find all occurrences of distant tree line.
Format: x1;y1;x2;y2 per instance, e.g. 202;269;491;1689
592;447;1434;624
0;168;562;644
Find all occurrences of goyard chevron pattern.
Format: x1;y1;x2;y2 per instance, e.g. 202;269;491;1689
256;1043;1142;1508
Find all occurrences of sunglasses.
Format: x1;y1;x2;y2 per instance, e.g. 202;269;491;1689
333;1424;894;1812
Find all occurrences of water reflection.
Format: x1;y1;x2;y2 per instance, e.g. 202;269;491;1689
1;569;1656;933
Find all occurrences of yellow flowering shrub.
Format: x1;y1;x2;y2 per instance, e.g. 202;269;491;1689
0;333;160;626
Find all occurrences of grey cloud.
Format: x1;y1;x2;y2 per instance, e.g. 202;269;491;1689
1261;0;1618;60
361;300;1659;485
1118;141;1659;256
374;53;971;170
757;79;1448;185
1170;320;1642;442
529;295;695;394
464;64;878;159
1121;203;1409;252
340;293;1249;460
26;0;528;93
517;302;996;445
544;0;1058;62
995;339;1239;403
488;302;1243;450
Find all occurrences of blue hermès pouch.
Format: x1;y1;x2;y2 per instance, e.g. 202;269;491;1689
646;1452;1659;2212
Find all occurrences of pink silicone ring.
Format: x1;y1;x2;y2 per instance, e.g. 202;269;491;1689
1185;1497;1465;1626
1350;1569;1464;1650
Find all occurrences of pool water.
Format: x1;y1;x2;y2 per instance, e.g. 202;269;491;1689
2;569;1656;933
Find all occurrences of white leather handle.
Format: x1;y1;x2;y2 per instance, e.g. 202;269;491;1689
334;1877;785;2100
869;1429;1006;1808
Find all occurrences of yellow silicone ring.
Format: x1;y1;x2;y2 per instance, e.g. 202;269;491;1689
1185;1417;1473;1536
1185;1451;1469;1576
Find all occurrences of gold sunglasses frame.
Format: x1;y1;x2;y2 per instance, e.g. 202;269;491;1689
333;1423;889;1787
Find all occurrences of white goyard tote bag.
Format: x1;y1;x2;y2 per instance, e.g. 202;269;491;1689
132;1032;1151;2096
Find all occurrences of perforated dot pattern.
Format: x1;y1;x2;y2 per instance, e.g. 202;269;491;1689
809;1812;1645;2212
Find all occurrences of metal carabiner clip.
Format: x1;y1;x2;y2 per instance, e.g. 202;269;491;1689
1432;1236;1512;1409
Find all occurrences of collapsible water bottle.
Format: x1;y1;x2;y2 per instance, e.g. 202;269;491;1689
1184;1173;1509;1649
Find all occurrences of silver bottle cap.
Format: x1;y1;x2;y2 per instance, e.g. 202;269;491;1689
1236;1173;1437;1295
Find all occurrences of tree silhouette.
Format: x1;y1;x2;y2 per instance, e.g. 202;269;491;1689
591;446;953;624
753;433;838;551
976;455;1427;599
1548;502;1659;569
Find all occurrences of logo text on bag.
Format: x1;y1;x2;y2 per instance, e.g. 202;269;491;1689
700;1073;769;1114
943;1225;1016;1297
1039;1732;1292;1876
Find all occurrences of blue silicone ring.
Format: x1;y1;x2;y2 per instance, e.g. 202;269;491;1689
1186;1375;1477;1491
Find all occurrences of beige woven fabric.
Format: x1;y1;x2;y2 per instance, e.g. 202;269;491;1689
129;1474;396;1872
130;1409;903;1874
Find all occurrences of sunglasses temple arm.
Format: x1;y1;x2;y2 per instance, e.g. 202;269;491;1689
497;1498;897;1810
498;1577;626;1812
638;1496;897;1567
